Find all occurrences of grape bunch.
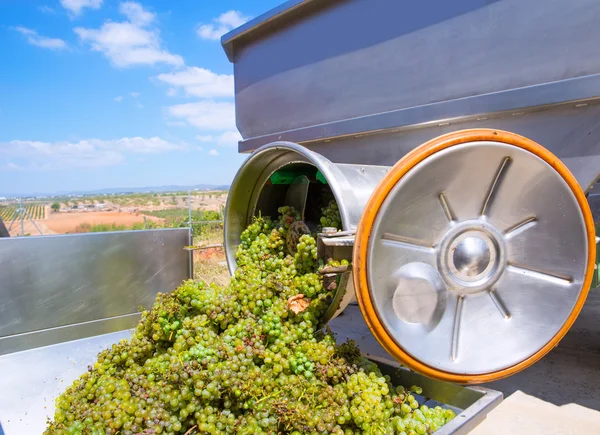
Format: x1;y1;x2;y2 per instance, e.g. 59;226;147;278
44;200;455;435
319;200;342;230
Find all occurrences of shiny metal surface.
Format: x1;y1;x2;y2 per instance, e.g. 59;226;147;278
0;325;502;435
237;82;600;157
328;305;504;435
0;330;133;435
223;0;600;141
0;312;140;356
221;0;315;61
0;228;191;355
222;1;600;194
224;141;389;273
371;355;503;435
452;236;491;279
316;231;356;322
367;142;590;375
299;102;600;194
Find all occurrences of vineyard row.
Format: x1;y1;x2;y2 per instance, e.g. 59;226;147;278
0;205;46;221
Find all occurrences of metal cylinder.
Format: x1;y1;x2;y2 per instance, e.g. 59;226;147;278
352;128;596;384
224;141;389;274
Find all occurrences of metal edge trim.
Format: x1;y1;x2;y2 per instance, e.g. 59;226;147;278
0;226;191;242
365;354;504;435
221;0;320;62
434;387;503;435
224;141;361;273
0;313;141;356
237;74;600;152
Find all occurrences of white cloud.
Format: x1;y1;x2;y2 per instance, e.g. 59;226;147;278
60;0;102;16
195;131;241;148
166;88;177;97
74;2;183;68
130;91;140;97
114;95;123;102
197;10;250;41
135;101;144;109
5;139;123;169
156;67;233;98
39;5;56;14
15;27;68;50
167;100;235;130
119;1;154;26
112;137;184;153
208;149;219;156
2;137;186;170
215;131;242;147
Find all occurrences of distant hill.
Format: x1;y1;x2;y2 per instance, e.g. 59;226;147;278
0;184;229;199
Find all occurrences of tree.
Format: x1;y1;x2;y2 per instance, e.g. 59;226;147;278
51;202;60;212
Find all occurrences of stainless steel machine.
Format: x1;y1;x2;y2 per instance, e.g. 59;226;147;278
221;0;600;386
2;1;600;433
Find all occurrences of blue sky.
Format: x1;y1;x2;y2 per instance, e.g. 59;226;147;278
0;0;283;195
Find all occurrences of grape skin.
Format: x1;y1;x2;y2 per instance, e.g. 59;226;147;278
319;200;342;231
44;205;455;435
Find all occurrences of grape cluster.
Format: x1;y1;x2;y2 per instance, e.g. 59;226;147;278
319;199;342;230
44;201;455;435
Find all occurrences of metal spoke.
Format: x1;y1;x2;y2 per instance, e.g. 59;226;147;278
480;156;512;217
381;233;434;251
508;262;573;285
450;296;464;361
438;193;456;223
504;216;537;238
366;140;590;376
488;289;511;319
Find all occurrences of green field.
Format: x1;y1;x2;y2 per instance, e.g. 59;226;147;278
142;208;222;222
142;208;223;241
0;204;45;221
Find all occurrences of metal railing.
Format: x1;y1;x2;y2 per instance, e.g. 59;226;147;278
2;198;44;237
184;190;224;250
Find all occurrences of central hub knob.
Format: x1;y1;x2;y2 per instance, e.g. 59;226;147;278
452;236;491;278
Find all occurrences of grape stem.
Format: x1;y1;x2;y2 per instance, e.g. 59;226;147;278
256;390;282;404
184;425;197;435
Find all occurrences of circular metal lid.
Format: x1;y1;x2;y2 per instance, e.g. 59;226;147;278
354;129;595;383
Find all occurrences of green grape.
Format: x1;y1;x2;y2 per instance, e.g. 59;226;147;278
319;199;343;231
44;195;454;435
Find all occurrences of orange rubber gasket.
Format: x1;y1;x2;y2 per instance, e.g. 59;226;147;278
353;128;596;384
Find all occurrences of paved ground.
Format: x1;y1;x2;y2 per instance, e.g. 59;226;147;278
329;289;600;410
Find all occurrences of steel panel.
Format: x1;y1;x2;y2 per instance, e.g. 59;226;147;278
0;228;191;354
225;0;600;142
293;102;600;193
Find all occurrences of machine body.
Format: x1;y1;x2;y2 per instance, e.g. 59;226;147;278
222;0;600;383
